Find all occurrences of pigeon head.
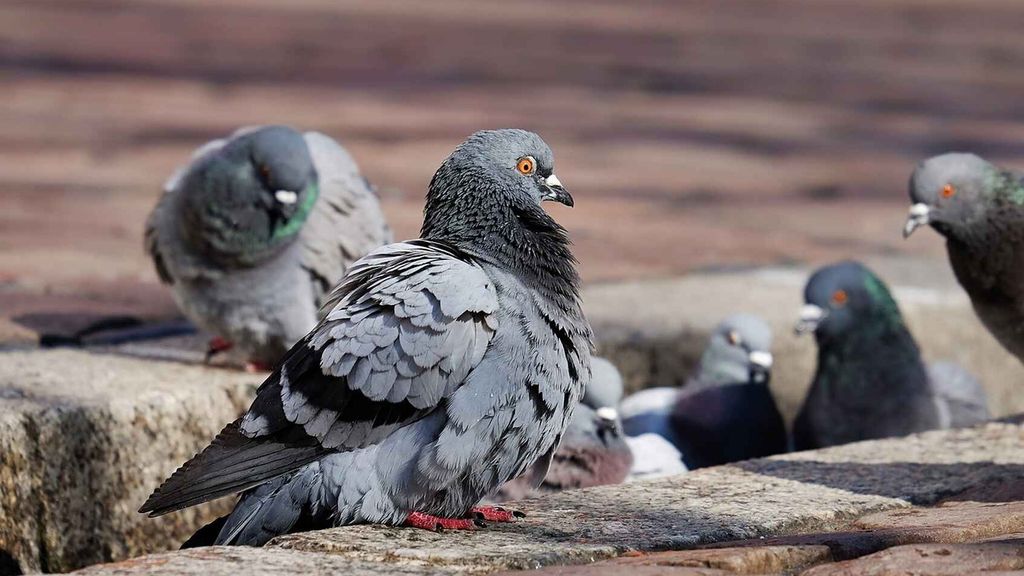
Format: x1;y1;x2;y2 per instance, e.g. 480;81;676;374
180;125;319;265
421;130;575;272
796;261;905;343
695;314;774;387
904;153;1005;240
584;357;625;413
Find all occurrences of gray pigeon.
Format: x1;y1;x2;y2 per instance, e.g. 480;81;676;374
620;314;785;469
141;129;592;545
491;356;632;501
793;260;989;450
904;153;1024;364
145;125;392;367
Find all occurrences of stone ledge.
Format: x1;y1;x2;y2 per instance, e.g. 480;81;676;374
73;422;1024;575
0;349;261;573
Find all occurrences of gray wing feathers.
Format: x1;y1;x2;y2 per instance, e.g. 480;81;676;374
300;132;392;304
286;243;498;448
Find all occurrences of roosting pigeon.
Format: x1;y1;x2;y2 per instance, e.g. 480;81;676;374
793;260;989;450
142;129;591;545
145;125;392;368
490;356;633;501
904;153;1024;364
620;314;786;469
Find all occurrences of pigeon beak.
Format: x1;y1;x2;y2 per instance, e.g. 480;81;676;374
903;203;931;239
795;304;826;335
274;190;299;205
541;174;574;207
595;406;621;440
748;351;774;369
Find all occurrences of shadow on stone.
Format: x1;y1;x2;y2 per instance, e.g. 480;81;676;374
736;459;1024;505
0;550;23;576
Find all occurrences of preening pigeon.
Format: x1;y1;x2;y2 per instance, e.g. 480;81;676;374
142;129;592;545
145;125;392;367
793;260;989;450
491;356;633;501
904;153;1024;364
620;314;785;469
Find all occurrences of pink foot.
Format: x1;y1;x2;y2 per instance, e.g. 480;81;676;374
471;506;525;523
404;511;480;532
244;360;273;373
204;337;233;363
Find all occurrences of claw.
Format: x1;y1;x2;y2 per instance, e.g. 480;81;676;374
471;506;524;523
404;511;477;532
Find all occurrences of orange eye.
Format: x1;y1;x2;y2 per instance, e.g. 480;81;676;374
259;164;271;179
516;156;536;175
831;289;848;306
941;184;956;198
726;331;741;345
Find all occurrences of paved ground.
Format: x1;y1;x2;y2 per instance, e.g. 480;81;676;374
8;0;1024;323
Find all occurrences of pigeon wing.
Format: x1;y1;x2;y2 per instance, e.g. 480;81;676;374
140;240;498;516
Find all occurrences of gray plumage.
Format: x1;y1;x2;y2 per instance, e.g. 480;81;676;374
491;356;632;501
793;261;989;450
141;129;592;546
145;125;392;365
621;314;785;469
905;153;1024;364
928;361;991;429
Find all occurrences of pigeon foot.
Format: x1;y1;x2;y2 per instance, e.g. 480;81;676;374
404;512;481;532
205;337;233;362
471;506;525;522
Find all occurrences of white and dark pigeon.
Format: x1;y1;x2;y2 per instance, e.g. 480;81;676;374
141;129;593;546
145;125;392;368
793;260;990;450
491;356;633;501
620;314;786;469
904;153;1024;365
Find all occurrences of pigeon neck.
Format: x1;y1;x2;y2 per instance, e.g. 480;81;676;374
817;322;929;397
422;189;581;307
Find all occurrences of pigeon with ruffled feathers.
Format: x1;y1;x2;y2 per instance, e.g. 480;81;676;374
142;129;591;545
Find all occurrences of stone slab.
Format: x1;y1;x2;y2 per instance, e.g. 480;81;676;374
0;349;261;573
799;540;1024;576
73;422;1024;575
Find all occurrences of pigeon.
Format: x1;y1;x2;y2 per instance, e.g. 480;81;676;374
927;361;991;429
625;433;687;480
793;260;989;450
904;153;1024;364
620;314;786;469
145;125;392;368
490;356;633;501
141;129;593;545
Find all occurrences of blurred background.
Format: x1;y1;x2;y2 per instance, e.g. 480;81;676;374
4;0;1024;344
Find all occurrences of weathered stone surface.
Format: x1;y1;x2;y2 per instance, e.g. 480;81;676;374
70;422;1024;575
73;546;434;576
851;501;1024;544
800;540;1024;576
264;423;1024;573
586;261;1024;420
0;349;261;573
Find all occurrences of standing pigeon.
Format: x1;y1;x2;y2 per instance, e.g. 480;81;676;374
793;260;989;450
145;125;392;368
620;314;785;469
141;129;592;545
491;356;632;501
904;153;1024;364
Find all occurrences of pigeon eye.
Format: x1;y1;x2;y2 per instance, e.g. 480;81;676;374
259;164;271;180
831;289;848;306
516;156;536;175
941;184;956;199
727;331;741;345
